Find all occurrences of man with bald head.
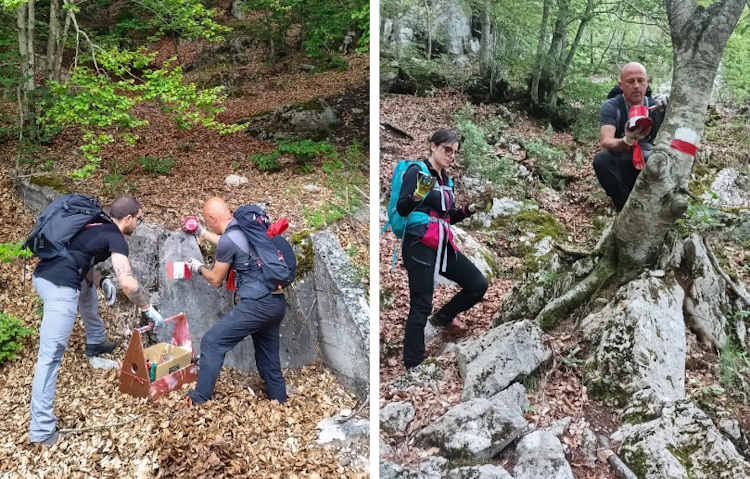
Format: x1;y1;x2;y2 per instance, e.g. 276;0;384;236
183;197;287;405
593;62;668;211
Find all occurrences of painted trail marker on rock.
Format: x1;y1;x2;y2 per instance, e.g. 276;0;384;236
166;261;192;280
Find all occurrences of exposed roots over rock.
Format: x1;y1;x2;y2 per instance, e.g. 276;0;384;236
535;228;617;331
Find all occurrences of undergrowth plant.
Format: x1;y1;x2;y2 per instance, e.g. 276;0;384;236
455;104;519;194
0;312;34;365
676;196;725;235
138;155;175;175
719;334;750;402
303;139;366;229
0;242;32;263
250;139;338;172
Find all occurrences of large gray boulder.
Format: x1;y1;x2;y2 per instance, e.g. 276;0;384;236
126;222;166;293
13;177;62;215
414;392;528;460
514;430;574;479
380;457;450;479
584;277;686;406
381;401;416;433
613;400;750;479
456;320;551;400
682;234;731;349
468;197;527;229
380;460;408;479
703;167;750;208
438;226;499;285
389;361;443;391
312;231;369;398
382;0;473;56
447;465;513;479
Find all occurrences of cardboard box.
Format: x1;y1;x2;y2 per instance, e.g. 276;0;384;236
143;343;191;381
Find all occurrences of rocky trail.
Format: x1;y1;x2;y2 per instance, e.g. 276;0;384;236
379;90;750;479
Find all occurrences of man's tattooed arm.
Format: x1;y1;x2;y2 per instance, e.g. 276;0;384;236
111;253;149;310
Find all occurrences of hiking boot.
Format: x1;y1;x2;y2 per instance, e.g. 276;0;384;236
85;340;116;357
428;313;451;328
33;430;59;447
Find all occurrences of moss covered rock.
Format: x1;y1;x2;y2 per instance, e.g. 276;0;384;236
582;277;686;407
613;400;750;479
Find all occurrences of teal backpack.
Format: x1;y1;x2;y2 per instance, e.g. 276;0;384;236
383;160;453;269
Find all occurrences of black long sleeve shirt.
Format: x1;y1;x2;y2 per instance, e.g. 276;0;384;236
396;159;470;239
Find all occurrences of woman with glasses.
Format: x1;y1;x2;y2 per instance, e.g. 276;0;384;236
396;128;488;369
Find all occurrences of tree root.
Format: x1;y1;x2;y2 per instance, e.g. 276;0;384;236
535;254;616;331
604;449;639;479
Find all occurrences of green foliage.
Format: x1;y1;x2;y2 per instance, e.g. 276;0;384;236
455;104;519;193
455;106;492;172
137;0;230;43
242;0;367;62
0;242;32;263
250;151;282;171
250;139;339;172
719;336;750;401
351;3;369;53
676;197;725;235
525;139;571;190
722;10;750;103
304;202;347;228
277;139;337;163
0;312;34;365
303;139;366;229
41;48;241;178
138;155;175;175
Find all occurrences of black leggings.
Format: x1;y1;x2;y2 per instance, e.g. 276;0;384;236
402;236;488;368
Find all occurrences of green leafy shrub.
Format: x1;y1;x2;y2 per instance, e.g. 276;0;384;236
455;106;519;193
676;197;725;235
277;139;337;163
138;155;175;175
525;139;571;190
0;313;34;365
250;139;338;172
250;151;282;171
719;335;750;401
0;242;32;263
572;103;602;143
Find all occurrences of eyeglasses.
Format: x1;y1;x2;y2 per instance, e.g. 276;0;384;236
135;216;143;226
441;145;457;156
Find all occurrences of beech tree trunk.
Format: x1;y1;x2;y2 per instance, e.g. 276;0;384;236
614;0;746;280
46;0;60;80
479;0;492;78
423;0;433;60
535;0;747;327
530;0;551;106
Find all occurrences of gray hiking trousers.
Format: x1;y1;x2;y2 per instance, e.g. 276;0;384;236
29;275;106;443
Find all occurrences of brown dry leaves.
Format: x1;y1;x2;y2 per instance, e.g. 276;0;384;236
0;47;368;475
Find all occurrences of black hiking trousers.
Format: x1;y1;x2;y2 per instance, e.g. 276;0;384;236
402;235;488;369
593;147;653;211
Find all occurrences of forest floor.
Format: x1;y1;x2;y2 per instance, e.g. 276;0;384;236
379;88;750;478
0;26;369;479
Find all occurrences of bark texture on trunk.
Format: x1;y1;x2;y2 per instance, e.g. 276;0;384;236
530;0;551;105
614;0;746;279
479;0;492;78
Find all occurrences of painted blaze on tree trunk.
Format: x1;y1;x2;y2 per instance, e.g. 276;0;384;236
613;0;746;280
533;0;746;330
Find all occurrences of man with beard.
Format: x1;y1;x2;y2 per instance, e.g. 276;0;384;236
29;195;164;446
